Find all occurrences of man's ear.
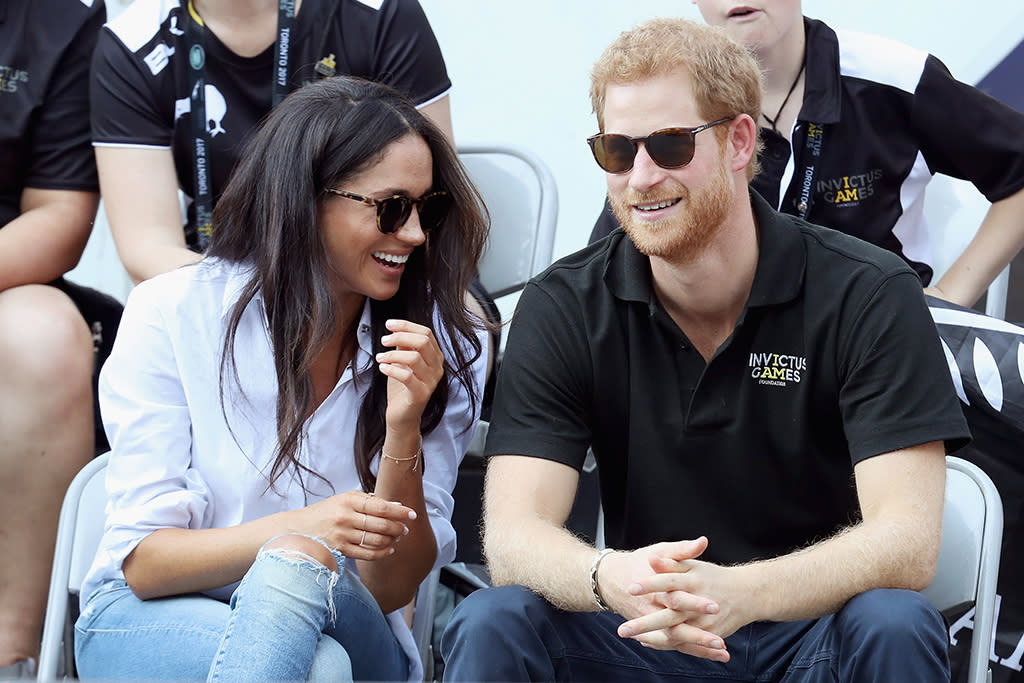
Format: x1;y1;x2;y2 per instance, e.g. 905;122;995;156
728;114;759;173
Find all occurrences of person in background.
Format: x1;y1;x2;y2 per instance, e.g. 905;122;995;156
0;0;117;678
589;0;1024;310
443;17;969;682
74;76;489;682
92;0;497;378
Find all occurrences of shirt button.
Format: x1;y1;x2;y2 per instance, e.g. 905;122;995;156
359;324;370;334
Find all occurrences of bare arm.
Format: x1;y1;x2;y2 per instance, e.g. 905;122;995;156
483;454;597;609
355;319;451;613
96;146;201;284
419;94;453;145
928;185;1024;307
0;188;97;292
620;442;946;653
122;493;415;601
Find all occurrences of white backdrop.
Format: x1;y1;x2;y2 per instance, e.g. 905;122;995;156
69;0;1024;303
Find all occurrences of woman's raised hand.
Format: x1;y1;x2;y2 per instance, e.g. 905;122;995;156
289;490;417;561
375;319;445;430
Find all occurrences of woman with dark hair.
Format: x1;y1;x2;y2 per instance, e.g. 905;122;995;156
73;76;489;682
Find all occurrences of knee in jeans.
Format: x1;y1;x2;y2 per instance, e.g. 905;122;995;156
307;635;353;682
837;589;945;645
260;534;339;572
450;585;545;636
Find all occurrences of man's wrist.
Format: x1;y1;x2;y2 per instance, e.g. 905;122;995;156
590;548;616;612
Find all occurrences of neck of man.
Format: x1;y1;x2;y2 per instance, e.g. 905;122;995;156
649;194;759;361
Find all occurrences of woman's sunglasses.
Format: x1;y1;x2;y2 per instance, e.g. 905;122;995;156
325;188;452;234
586;117;734;174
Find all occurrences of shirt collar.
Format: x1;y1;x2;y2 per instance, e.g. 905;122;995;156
603;189;805;310
604;231;657;312
745;188;806;307
218;258;375;367
800;16;842;125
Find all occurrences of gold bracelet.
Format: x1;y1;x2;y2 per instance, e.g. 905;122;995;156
381;437;421;471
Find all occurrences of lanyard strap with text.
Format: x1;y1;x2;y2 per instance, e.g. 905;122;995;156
186;0;294;249
794;121;825;221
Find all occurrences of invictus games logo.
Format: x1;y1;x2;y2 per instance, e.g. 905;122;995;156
817;169;883;207
749;352;807;387
0;65;29;94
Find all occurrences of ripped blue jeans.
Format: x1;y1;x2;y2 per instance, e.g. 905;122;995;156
75;538;406;681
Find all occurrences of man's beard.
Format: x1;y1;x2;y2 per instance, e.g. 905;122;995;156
611;154;734;262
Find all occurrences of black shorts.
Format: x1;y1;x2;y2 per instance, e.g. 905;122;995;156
51;277;123;454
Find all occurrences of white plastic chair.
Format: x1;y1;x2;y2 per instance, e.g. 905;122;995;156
38;452;442;681
921;455;1004;683
458;144;558;302
38;451;108;680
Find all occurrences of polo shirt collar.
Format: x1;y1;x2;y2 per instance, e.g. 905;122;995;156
604;231;657;311
746;189;806;307
603;190;805;310
800;17;842;125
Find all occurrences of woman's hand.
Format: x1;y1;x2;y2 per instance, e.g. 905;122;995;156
288;490;417;561
376;319;445;430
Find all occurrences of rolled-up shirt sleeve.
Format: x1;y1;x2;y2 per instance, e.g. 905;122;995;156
91;280;212;583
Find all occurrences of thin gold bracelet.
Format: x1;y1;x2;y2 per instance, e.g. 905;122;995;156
381;437;421;471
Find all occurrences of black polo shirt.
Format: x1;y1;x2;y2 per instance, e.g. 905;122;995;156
487;191;970;566
0;0;104;228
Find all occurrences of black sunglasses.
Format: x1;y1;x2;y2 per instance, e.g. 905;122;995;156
586;117;734;174
325;188;452;234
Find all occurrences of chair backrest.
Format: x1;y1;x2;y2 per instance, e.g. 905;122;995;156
38;452;109;681
458;144;558;299
921;455;1004;683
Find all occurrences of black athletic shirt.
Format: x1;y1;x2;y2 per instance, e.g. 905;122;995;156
0;0;105;227
493;191;970;565
91;0;450;248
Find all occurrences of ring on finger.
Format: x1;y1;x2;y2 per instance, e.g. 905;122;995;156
358;512;370;547
361;492;376;513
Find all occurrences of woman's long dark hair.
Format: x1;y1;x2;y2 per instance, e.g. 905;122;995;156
208;76;489;493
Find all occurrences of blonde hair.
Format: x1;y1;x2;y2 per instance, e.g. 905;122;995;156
590;17;764;178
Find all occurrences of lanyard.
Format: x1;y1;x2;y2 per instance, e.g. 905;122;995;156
792;121;825;221
185;0;294;249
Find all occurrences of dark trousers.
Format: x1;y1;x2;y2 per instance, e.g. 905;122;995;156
441;585;950;682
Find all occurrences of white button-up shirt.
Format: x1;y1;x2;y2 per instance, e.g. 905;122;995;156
81;258;487;681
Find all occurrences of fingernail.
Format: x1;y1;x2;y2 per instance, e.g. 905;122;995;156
375;353;385;362
381;335;393;344
618;626;633;637
388;547;395;555
408;510;417;520
706;603;719;614
710;639;724;649
628;583;643;595
402;525;410;535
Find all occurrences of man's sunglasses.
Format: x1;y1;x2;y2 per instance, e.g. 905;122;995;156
586;116;734;174
325;188;452;234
